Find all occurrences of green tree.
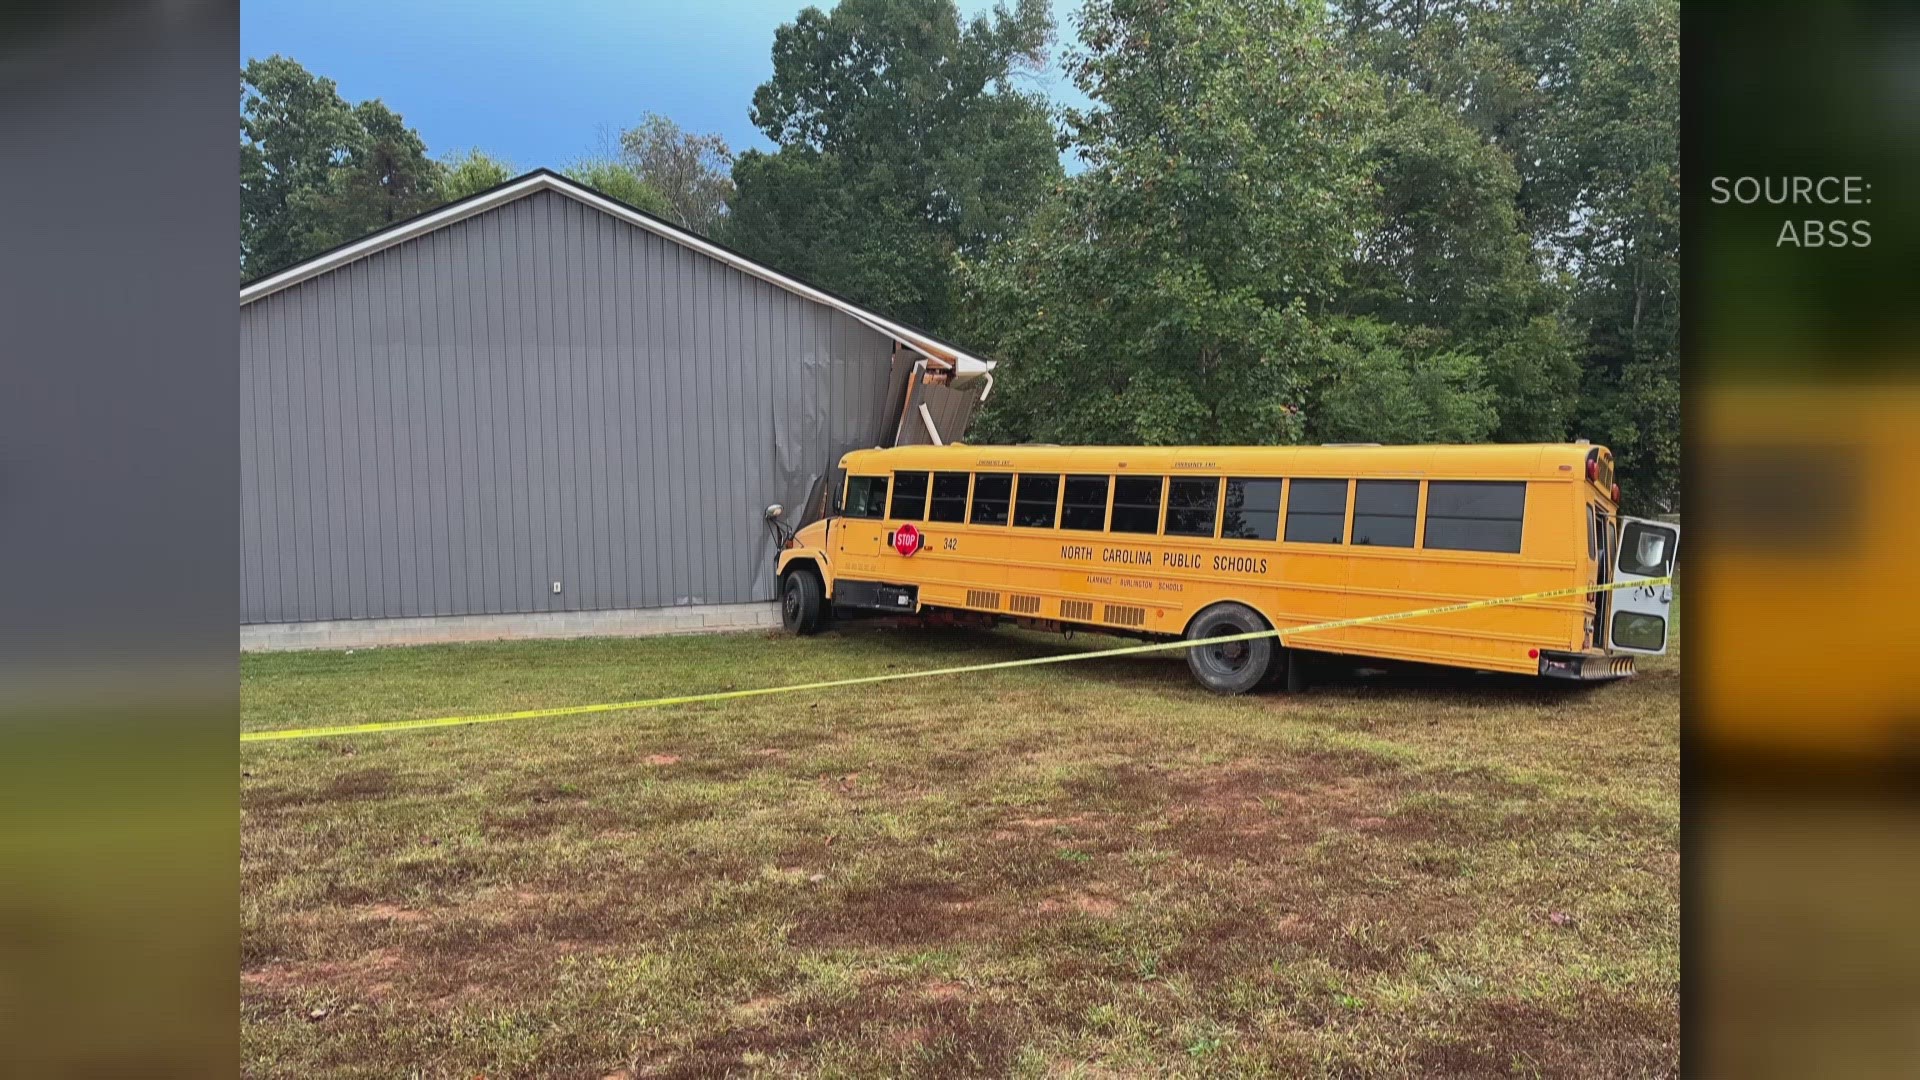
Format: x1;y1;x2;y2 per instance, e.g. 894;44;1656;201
563;158;672;217
240;57;442;279
1333;0;1572;235
963;0;1381;446
1552;0;1680;511
298;99;442;246
1347;94;1535;331
438;148;516;202
1344;91;1579;442
725;0;1061;330
1309;320;1497;444
1476;314;1581;442
1333;0;1678;508
240;56;360;278
617;113;733;235
728;150;949;324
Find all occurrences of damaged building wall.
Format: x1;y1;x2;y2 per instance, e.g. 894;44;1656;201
240;184;982;630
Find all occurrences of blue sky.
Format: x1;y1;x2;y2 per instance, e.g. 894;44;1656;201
241;0;1089;171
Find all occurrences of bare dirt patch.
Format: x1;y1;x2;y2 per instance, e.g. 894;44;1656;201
355;902;427;924
729;994;785;1024
242;947;404;1001
789;880;992;949
921;980;971;1002
1409;994;1679;1077
1157;763;1397;863
1037;890;1122;918
322;767;398;800
244;766;401;811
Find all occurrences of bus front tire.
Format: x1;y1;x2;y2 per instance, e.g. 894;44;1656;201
1184;602;1274;695
781;569;825;635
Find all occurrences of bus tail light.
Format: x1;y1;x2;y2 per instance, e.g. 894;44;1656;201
1528;648;1540;659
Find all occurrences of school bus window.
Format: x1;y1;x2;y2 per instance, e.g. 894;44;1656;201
1221;478;1282;541
844;475;889;519
1166;477;1220;537
890;471;929;520
1014;474;1061;528
1425;480;1525;553
1061;475;1110;531
970;472;1012;525
1110;476;1164;534
929;472;970;523
1351;480;1417;547
1618;520;1676;576
1612;611;1664;651
1285;479;1348;544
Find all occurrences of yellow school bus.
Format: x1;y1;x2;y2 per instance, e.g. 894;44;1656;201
769;443;1679;693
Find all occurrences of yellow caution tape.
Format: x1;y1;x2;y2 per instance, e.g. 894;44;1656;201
241;576;1672;744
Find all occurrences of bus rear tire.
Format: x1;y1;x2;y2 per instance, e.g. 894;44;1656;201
781;568;825;635
1185;602;1274;695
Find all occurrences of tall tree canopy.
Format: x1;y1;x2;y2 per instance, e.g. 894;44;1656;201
1333;0;1679;508
303;100;441;242
240;56;361;279
724;0;1062;331
1342;82;1579;444
437;148;516;202
240;56;440;281
562;158;672;217
1552;0;1680;512
617;114;734;235
960;0;1382;445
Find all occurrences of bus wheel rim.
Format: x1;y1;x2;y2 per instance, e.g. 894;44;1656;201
1202;626;1253;674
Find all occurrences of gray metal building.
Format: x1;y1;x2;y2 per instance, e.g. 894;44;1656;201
239;169;992;648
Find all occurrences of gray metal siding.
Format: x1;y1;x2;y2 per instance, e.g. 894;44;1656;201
240;188;922;624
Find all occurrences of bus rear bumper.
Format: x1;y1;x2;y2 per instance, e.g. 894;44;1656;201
1538;650;1636;681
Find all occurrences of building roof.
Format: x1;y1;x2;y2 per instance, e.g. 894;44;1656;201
238;167;995;375
843;442;1608;480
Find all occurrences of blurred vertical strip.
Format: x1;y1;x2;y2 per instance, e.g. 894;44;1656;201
1689;0;1920;758
1690;1;1920;1076
0;0;239;1075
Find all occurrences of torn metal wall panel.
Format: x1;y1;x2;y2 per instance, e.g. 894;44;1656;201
890;372;985;448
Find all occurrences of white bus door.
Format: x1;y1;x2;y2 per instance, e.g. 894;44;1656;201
1609;518;1681;654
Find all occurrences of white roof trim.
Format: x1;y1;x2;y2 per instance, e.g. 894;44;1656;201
238;170;993;374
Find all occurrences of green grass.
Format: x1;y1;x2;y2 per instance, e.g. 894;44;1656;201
242;624;1678;1077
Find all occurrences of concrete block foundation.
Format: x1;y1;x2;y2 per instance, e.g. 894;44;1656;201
240;602;781;652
